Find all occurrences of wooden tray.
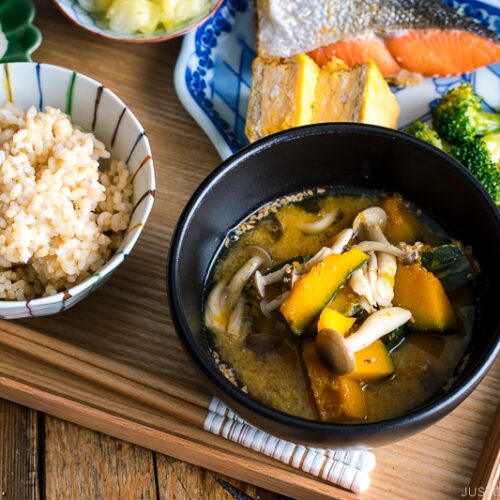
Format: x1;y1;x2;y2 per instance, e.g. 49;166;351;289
0;4;498;499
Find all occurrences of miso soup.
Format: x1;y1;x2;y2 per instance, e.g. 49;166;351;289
203;190;476;422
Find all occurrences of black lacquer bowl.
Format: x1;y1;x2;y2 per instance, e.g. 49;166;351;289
167;124;500;447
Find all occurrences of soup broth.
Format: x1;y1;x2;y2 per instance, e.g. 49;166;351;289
204;191;474;422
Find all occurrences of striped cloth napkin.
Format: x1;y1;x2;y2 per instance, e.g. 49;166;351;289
203;397;375;493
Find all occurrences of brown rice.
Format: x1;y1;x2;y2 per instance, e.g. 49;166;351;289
0;104;132;300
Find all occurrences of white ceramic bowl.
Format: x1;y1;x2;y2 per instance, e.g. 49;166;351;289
0;62;155;318
52;0;223;43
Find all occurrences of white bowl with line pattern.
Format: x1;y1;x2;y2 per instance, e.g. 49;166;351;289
0;62;155;318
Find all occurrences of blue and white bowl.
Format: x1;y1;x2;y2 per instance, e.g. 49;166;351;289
52;0;223;43
0;63;155;318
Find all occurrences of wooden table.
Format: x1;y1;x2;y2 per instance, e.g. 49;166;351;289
0;2;498;499
0;397;282;499
0;2;278;498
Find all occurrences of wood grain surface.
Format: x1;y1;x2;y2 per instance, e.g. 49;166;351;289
0;1;498;499
465;400;500;500
0;400;39;500
0;403;276;499
45;417;156;500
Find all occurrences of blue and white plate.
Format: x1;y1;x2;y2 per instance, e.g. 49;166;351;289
175;0;500;160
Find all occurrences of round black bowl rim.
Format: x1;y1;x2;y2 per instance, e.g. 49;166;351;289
167;122;500;438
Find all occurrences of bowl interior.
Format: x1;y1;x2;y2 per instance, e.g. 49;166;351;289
53;0;222;42
0;63;155;316
169;124;500;440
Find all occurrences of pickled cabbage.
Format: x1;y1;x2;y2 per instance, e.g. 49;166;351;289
159;0;208;28
78;0;211;35
78;0;114;14
106;0;161;35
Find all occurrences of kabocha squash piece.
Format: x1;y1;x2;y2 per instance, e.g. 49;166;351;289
329;379;366;420
348;340;395;382
302;341;366;422
317;309;395;381
280;248;368;334
382;196;422;244
421;243;476;292
326;284;362;317
317;308;356;335
303;341;340;421
393;263;456;331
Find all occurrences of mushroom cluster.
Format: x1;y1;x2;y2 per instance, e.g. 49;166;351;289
204;244;272;338
348;207;423;312
349;208;398;311
204;243;295;354
298;208;340;234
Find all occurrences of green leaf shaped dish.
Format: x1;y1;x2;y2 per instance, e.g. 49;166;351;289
0;0;42;62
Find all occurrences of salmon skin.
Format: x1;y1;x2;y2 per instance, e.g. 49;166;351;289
257;0;500;78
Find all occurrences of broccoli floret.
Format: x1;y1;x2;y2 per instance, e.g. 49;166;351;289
452;133;500;206
405;121;445;150
432;84;500;145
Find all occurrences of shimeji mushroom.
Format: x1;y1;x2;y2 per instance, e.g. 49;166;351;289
253;265;289;298
301;246;332;273
349;267;376;312
227;299;252;337
367;252;378;295
283;263;302;290
329;228;354;254
300;227;355;275
260;291;290;318
298;208;339;234
356;241;406;259
357;240;425;264
353;207;387;240
204;280;228;336
204;245;272;335
399;241;425;264
349;252;378;313
316;307;412;375
353;207;397;307
224;245;273;312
